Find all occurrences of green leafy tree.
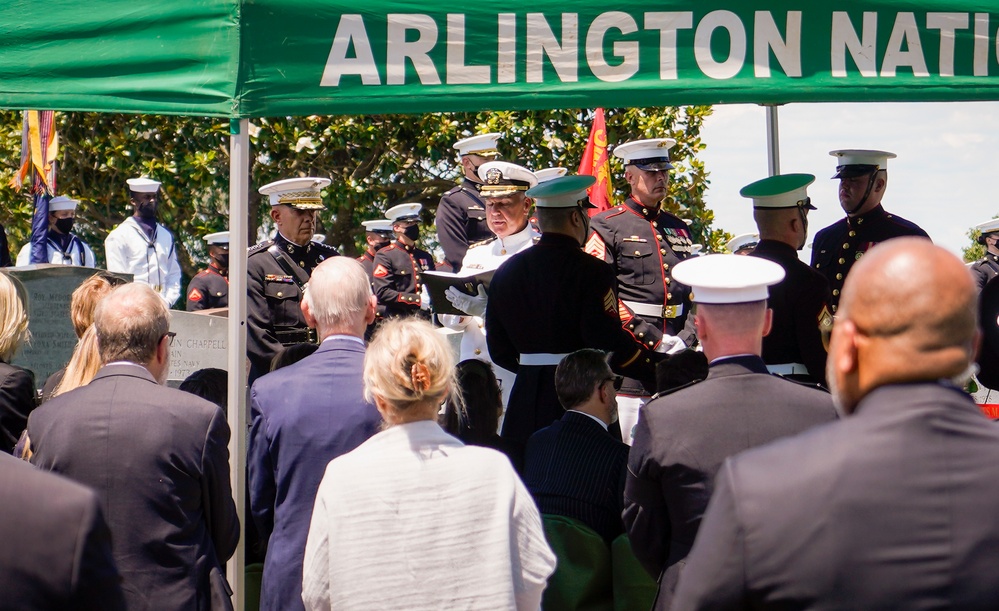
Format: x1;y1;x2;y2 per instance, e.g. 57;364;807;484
0;107;722;292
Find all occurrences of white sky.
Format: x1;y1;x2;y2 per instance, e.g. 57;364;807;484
699;101;999;261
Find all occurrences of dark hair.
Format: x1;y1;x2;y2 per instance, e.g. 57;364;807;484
555;349;612;410
179;368;228;408
441;359;502;445
270;343;319;372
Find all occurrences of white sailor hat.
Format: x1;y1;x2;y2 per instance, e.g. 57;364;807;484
386;203;422;223
126;177;161;193
673;254;785;304
726;233;760;254
526;175;597;209
48;195;79;212
739;174;817;210
976;218;999;244
830;149;896;179
258;177;331;210
477;161;539;198
534;167;568;183
613;138;676;171
312;234;326;243
453;133;503;158
361;219;394;234
203;231;230;245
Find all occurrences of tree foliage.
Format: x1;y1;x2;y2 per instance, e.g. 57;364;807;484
0;107;722;287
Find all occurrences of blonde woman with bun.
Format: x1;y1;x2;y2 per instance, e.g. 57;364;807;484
302;318;556;611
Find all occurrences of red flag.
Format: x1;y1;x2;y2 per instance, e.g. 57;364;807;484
577;108;613;216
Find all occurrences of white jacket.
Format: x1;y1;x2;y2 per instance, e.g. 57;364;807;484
16;235;96;267
104;217;182;306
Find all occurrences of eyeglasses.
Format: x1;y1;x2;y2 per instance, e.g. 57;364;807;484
163;331;177;346
606;375;624;391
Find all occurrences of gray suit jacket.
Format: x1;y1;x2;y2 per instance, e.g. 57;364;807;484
28;363;239;611
0;452;125;610
674;382;999;610
624;355;836;610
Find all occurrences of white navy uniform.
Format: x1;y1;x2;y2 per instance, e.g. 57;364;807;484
104;217;182;306
16;235;96;267
441;223;540;408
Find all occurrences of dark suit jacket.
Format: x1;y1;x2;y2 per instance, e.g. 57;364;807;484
523;410;629;542
0;360;37;454
624;355;837;610
248;337;382;611
0;452;125;611
28;363;239;611
674;382;999;610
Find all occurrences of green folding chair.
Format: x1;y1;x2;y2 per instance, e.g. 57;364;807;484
244;562;264;611
541;515;614;611
610;535;657;611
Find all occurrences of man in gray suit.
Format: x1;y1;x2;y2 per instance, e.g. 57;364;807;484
29;283;239;610
624;254;837;610
674;238;999;609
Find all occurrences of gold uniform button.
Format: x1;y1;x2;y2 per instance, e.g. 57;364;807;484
849;231;857;237
842;243;850;249
833;289;840;296
660;248;667;255
836;273;843;280
838;258;846;264
474;349;482;355
663;263;668;269
634;250;641;256
638;332;645;338
667;292;672;299
276;291;283;297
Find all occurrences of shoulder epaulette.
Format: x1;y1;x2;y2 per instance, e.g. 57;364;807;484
648;377;703;401
468;236;497;249
248;240;274;256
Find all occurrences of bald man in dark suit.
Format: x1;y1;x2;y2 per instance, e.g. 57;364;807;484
675;239;999;610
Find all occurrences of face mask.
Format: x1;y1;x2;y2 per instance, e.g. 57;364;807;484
403;224;420;241
375;239;392;251
213;253;229;268
137;201;158;220
54;217;75;234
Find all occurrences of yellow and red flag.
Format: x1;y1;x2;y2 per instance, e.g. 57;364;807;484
577;108;613;216
10;110;59;264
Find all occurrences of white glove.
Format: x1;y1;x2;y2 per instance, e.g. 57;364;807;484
420;285;432;311
445;284;488;317
655;334;686;355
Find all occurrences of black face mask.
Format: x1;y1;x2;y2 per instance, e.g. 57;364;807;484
54;217;75;234
403;224;420;241
374;239;392;251
137;202;158;220
213;253;229;268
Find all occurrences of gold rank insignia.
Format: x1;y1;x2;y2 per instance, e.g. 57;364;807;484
486;168;502;184
603;288;617;317
818;305;834;350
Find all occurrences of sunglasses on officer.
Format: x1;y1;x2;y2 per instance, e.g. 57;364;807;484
605;375;624;391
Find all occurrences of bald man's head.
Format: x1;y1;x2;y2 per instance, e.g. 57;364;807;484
827;238;978;414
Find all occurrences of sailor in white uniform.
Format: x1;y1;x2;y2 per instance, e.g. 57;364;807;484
104;177;182;306
15;195;96;267
442;161;540;409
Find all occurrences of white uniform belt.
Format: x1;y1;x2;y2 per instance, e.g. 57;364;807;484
520;353;569;366
623;300;684;319
767;363;809;376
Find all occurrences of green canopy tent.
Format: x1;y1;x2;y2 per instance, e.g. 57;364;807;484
2;1;998;607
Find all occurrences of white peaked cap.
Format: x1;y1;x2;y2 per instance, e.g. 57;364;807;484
203;231;230;245
672;254;785;304
126;177;161;193
534;167;568;183
258;177;331;209
48;195;79;212
361;219;394;233
726;233;760;253
386;203;422;222
453;133;503;158
613;139;676;170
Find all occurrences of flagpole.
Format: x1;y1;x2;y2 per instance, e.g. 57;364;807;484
765;104;781;177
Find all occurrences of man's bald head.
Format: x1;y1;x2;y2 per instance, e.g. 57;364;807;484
828;238;978;413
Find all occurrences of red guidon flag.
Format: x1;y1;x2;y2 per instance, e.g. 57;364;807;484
578;108;613;216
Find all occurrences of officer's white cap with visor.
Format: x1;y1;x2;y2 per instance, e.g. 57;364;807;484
535;167;568;183
259;177;331;210
361;219;394;234
477;161;539;198
203;231;229;245
673;254;785;304
740;173;817;211
829;149;896;179
976;218;999;244
726;233;760;254
49;195;79;212
613;138;676;171
527;175;597;209
453;133;503;158
126;177;161;193
386;203;422;223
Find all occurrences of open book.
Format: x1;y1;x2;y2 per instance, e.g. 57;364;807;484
423;268;496;316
